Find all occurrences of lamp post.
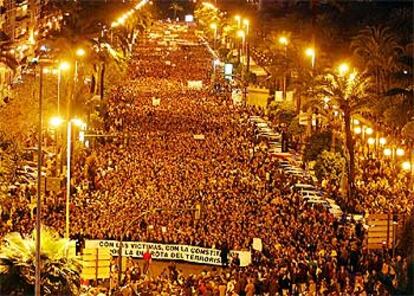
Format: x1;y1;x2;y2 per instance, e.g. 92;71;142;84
383;146;406;171
57;61;70;115
35;62;44;296
210;23;218;49
75;48;85;84
279;36;288;100
243;19;250;73
235;15;241;28
305;47;315;69
50;116;86;239
237;29;245;65
34;47;53;296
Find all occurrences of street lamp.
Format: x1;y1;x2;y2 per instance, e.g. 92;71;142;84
305;47;315;69
243;19;250;72
76;48;86;57
279;36;288;46
210;23;218;49
402;161;411;171
235;15;241;28
57;61;70;115
49;116;86;239
365;127;373;136
384;148;392;157
338;63;350;76
237;29;245;64
396;148;405;157
367;137;375;145
279;36;289;100
243;18;249;35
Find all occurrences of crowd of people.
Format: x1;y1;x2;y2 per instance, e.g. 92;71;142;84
0;22;411;295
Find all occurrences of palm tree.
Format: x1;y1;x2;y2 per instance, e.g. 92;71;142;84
0;227;81;295
310;69;374;201
351;25;402;94
169;3;184;19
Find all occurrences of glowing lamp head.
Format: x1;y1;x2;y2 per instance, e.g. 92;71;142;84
305;48;315;57
367;137;375;145
59;61;70;71
49;116;64;128
210;23;217;30
237;30;245;38
338;63;349;75
402;161;411;171
365;127;373;135
396;148;405;157
353;119;360;125
279;36;288;46
354;126;362;135
71;118;85;127
379;137;386;145
383;148;392;157
76;48;86;57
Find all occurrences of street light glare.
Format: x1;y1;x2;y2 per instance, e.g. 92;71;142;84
305;47;315;57
402;161;411;171
237;30;245;38
72;118;85;127
59;61;70;71
279;36;288;46
210;23;217;30
235;15;241;21
365;127;373;135
243;19;249;26
76;48;86;57
354;126;362;134
338;63;349;75
383;148;392;156
379;137;386;145
367;137;375;145
396;148;405;157
49;116;64;128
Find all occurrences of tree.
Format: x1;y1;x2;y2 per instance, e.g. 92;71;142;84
314;150;346;189
0;228;81;295
303;130;333;162
351;25;402;94
379;46;414;133
311;69;374;202
169;3;184;19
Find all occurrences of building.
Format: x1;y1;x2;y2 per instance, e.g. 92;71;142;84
0;0;61;102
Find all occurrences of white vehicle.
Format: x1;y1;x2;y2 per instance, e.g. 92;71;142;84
304;199;329;207
300;189;323;196
248;116;266;123
328;205;343;217
291;183;316;191
325;198;338;205
255;122;269;128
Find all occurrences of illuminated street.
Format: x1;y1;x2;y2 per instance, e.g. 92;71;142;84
0;1;412;295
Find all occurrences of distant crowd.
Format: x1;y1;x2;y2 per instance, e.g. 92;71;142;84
0;23;411;295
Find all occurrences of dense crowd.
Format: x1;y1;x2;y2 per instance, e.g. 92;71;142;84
0;23;411;295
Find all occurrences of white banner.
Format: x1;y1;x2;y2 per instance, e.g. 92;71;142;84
85;240;251;267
